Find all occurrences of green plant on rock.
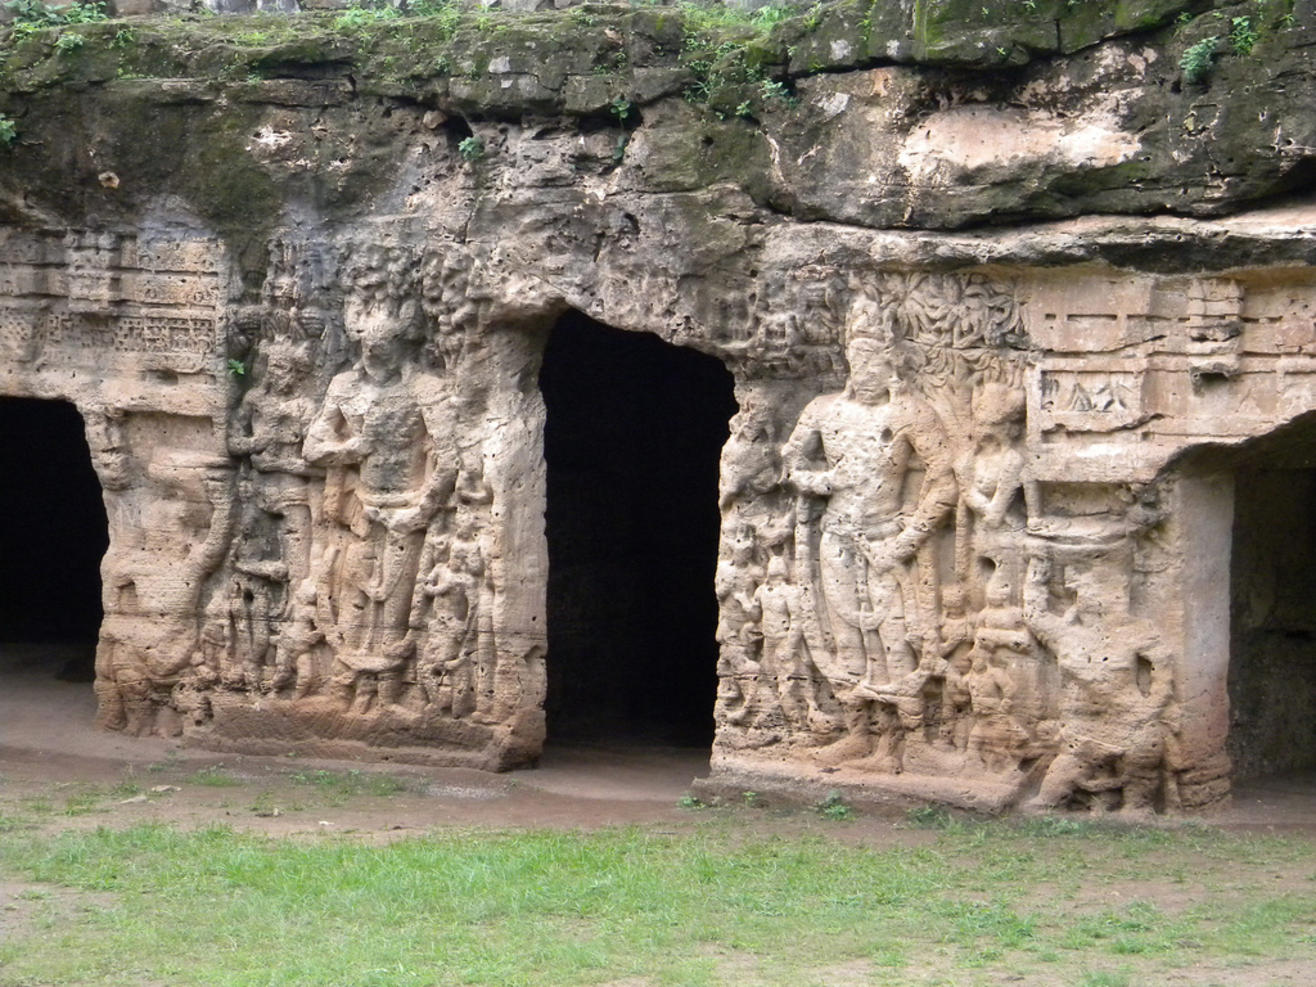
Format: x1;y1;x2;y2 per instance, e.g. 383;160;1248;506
1180;36;1219;84
760;77;797;108
1229;16;1258;56
53;31;84;53
0;114;16;147
609;97;634;163
678;1;790;110
333;3;401;31
3;0;106;41
457;135;485;162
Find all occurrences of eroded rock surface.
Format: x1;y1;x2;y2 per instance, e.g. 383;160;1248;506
1;0;1314;807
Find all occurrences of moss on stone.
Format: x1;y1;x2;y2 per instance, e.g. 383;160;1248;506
0;1;1308;244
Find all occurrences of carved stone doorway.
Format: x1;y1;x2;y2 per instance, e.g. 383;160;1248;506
1228;414;1316;782
0;397;108;684
538;311;736;748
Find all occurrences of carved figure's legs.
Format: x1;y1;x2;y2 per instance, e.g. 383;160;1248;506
866;566;915;685
1119;725;1166;816
813;700;873;765
240;586;274;690
93;636;127;731
816;531;873;685
1026;750;1086;810
377;671;404;710
819;531;917;692
281;500;313;586
270;645;292;691
447;656;475;718
776;674;813;732
365;527;424;653
118;669;156;737
93;679;126;732
329;663;358;711
292;651;317;699
350;675;377;716
416;652;444;708
969;715;1024;774
95;633;158;736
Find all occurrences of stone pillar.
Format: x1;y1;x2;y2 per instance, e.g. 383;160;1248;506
1173;471;1235;809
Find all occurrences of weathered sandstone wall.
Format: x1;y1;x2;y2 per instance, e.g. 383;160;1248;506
1;0;1314;811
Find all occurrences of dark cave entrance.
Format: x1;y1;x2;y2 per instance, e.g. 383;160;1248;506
0;397;108;682
1228;414;1316;782
538;311;737;747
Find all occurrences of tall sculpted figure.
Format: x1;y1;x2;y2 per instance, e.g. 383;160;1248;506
303;285;457;712
782;313;956;766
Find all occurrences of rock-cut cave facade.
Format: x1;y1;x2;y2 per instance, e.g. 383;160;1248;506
3;0;1316;814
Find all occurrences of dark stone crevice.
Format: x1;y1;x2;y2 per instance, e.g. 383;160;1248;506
1229;424;1316;781
538;310;736;748
0;397;108;681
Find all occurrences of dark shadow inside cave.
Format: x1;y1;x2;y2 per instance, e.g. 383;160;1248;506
538;311;736;748
1228;413;1316;782
0;397;108;682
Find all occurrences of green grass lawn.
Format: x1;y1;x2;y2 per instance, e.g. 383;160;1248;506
0;809;1313;986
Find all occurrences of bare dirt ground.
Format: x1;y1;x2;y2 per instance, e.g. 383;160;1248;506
0;643;719;835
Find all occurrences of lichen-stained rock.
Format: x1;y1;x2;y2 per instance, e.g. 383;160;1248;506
1;2;1316;805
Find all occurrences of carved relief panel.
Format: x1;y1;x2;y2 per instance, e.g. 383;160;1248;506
710;271;1194;815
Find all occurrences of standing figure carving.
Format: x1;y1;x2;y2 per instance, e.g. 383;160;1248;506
752;554;820;734
303;289;458;712
782;329;956;767
227;337;321;588
95;449;235;737
956;382;1029;585
713;525;764;728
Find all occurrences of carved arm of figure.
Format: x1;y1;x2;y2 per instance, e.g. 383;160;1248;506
384;634;416;664
713;559;738;603
964;447;1027;528
975;623;1032;653
746;585;766;629
780;405;835;498
234;558;290;583
1023;477;1044;531
864;419;957;574
379;465;459;534
302;379;365;466
984;448;1027;528
990;659;1020;714
896;416;958;559
226;389;262;458
192;470;238;581
1022;554;1069;652
1129;623;1177;711
456;469;493;505
937;613;974;661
